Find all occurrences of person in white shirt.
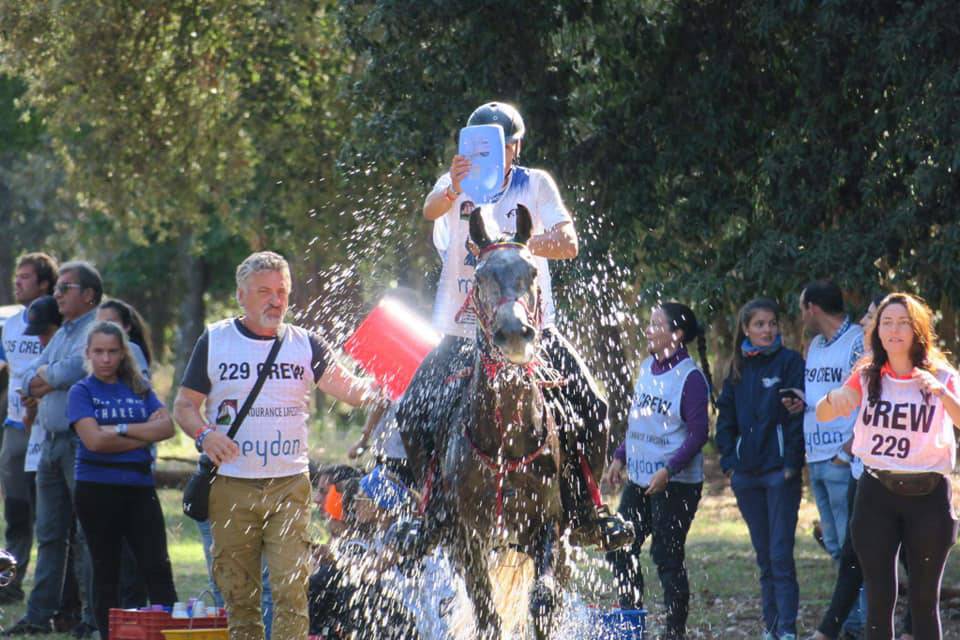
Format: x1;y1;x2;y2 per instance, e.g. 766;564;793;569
397;102;631;552
0;252;57;605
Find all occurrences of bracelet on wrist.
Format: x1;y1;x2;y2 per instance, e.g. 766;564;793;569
444;185;460;202
195;426;214;453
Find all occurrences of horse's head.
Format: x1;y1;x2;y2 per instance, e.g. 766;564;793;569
469;205;540;365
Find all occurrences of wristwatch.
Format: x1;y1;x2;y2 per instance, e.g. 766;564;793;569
114;423;129;437
445;185;461;201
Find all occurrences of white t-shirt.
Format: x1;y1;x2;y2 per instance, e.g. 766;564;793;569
851;368;957;474
429;166;573;339
1;307;44;428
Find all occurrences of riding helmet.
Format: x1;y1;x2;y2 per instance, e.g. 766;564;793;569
467;102;526;142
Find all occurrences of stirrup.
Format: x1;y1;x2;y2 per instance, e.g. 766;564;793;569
568;506;635;552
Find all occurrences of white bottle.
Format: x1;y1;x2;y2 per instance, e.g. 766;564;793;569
171;602;189;619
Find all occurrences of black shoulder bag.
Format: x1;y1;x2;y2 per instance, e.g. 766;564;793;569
183;329;285;521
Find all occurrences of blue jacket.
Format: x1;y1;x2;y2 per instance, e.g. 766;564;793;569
715;346;805;475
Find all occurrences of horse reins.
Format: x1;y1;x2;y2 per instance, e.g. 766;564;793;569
448;241;565;523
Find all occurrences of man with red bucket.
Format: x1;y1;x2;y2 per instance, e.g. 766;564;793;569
394;101;633;553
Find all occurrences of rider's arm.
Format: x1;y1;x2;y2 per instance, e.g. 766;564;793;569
424;187;456;221
425;160;469;221
528;221;578;260
527;170;578;260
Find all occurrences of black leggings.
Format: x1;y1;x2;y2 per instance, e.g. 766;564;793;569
851;472;957;640
607;481;701;637
74;481;178;635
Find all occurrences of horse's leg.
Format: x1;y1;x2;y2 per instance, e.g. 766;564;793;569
455;528;501;640
530;523;559;640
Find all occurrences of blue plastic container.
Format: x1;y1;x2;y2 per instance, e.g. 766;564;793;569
458;124;505;204
597;608;646;639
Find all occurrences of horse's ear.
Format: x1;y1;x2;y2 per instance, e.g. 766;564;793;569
513;204;532;245
469;208;493;249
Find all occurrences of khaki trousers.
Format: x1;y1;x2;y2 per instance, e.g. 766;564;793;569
209;473;311;640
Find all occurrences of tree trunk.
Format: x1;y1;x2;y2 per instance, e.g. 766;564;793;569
169;234;208;406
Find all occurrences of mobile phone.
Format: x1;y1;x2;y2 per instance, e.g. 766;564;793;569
779;388;802;403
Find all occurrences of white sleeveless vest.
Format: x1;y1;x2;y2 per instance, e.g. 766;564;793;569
803;324;863;462
205;320;315;479
851;370;956;474
626;356;706;486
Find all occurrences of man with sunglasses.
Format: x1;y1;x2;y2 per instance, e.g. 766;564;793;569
5;262;101;637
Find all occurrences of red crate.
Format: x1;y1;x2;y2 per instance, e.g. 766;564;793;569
108;609;227;640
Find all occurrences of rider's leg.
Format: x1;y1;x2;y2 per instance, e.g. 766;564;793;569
396;335;473;484
393;335;473;554
541;328;634;552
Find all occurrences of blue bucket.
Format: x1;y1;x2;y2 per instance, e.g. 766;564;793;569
597;608;646;639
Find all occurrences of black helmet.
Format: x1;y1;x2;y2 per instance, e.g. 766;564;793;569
467;102;525;142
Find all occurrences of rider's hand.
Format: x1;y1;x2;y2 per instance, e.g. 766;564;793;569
450;155;471;195
645;468;669;496
202;431;240;466
601;458;627;493
347;440;366;460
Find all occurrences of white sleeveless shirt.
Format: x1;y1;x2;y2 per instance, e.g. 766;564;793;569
626;356;706;486
803;323;863;462
851;369;957;474
429;166;572;338
205;320;316;479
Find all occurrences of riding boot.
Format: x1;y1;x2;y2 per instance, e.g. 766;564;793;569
563;455;635;552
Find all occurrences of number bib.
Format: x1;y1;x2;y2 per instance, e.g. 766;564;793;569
851;371;956;474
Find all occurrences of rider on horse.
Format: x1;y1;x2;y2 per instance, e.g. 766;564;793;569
397;101;633;552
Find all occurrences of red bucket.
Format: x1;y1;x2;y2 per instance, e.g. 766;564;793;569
344;297;441;401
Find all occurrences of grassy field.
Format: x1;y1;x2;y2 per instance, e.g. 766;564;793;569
2;422;959;639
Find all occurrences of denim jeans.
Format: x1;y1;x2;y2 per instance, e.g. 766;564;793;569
808;459;852;561
25;433;96;627
197;519;273;637
732;468;802;637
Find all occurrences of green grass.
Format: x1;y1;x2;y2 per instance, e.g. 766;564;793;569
3;425;960;638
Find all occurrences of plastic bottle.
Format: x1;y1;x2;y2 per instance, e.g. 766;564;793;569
458;124;506;204
171;602;189;619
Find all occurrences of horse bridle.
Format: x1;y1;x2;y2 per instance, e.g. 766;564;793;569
467;242;543;363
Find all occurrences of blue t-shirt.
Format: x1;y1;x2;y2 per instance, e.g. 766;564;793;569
67;375;164;487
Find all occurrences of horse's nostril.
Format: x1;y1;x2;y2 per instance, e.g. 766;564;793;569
493;329;506;344
522;325;535;339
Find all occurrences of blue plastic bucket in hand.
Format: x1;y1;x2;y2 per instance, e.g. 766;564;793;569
458;124;505;204
597;608;646;639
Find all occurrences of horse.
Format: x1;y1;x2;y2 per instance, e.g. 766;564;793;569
437;204;567;640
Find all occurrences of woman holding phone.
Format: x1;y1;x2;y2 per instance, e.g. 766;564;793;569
816;293;959;640
715;297;805;640
67;321;178;635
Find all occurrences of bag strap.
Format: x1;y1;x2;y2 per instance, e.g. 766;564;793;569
226;327;286;441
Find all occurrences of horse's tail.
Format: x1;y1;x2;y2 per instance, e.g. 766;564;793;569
446;546;534;640
489;548;535;638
